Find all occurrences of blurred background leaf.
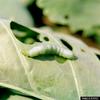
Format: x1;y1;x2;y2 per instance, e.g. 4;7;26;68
36;0;100;46
0;0;34;26
36;0;100;30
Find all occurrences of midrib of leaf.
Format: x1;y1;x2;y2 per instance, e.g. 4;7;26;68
53;59;80;99
0;20;33;92
68;61;80;100
50;32;80;100
0;21;54;100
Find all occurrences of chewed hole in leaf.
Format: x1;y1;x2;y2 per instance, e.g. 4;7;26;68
95;54;100;60
0;88;12;99
0;87;40;100
10;21;41;44
60;39;72;50
43;36;49;41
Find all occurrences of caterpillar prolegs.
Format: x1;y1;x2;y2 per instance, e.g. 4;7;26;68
24;43;77;60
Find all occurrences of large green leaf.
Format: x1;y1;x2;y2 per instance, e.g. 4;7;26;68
37;0;100;30
0;0;33;26
0;19;100;100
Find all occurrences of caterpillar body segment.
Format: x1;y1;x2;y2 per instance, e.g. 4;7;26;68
26;43;76;60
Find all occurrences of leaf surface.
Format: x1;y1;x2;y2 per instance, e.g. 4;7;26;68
0;19;100;100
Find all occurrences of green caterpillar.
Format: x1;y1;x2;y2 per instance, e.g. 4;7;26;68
24;43;77;60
